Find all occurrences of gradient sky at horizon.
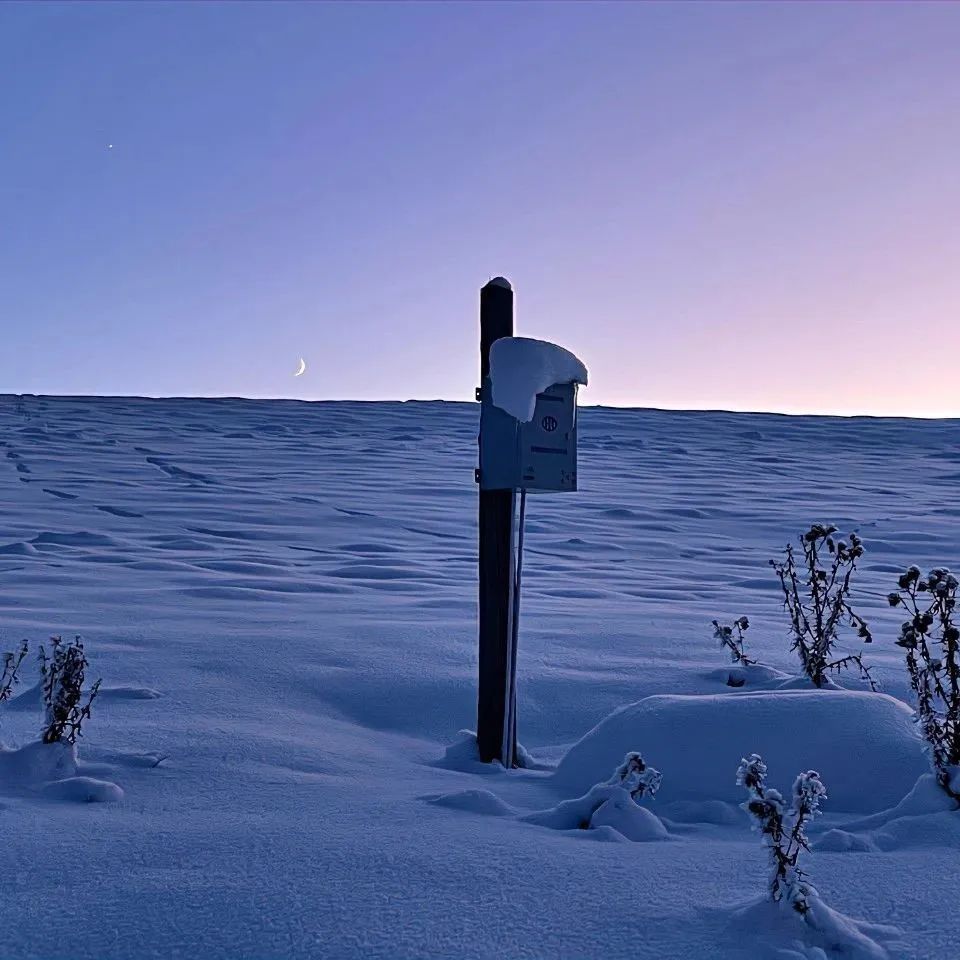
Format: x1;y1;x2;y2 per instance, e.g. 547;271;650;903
2;1;959;416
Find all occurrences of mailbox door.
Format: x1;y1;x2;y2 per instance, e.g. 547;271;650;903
518;383;577;491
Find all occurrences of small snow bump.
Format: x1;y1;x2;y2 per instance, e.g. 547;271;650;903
41;776;124;804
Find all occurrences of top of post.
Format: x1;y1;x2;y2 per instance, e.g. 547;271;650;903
480;277;514;381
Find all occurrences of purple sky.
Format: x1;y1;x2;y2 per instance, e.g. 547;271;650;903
3;1;959;415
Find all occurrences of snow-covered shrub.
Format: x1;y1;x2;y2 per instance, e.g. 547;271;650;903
737;753;826;915
771;524;875;689
889;566;960;802
522;751;667;842
608;751;663;801
39;636;101;745
580;752;662;830
712;617;756;666
1;640;28;704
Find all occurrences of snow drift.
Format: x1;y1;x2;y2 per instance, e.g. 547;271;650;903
554;691;928;814
523;782;670;841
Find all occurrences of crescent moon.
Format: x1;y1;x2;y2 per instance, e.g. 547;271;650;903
294;358;306;377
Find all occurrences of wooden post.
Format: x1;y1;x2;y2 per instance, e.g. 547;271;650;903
477;277;517;764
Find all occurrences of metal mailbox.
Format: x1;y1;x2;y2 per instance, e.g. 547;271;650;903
478;381;578;492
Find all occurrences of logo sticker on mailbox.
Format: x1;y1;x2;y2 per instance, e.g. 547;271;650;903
541;415;558;433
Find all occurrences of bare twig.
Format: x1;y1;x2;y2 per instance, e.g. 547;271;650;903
890;567;960;802
39;635;102;744
712;617;757;667
771;525;874;689
0;640;29;703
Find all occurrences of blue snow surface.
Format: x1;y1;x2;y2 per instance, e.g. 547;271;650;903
1;395;959;959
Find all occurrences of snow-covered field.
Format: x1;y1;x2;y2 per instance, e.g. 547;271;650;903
2;395;959;959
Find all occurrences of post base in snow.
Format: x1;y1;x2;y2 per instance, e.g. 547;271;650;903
434;730;536;773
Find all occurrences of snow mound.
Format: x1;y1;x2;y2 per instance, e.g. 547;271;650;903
839;773;957;832
489;337;588;422
0;742;123;802
822;774;960;851
0;740;78;786
813;829;880;853
432;730;499;775
585;790;669;842
573;825;630;843
659;798;741;825
433;729;536;773
40;776;124;804
554;691;927;814
731;896;899;960
424;789;514;817
523;783;670;842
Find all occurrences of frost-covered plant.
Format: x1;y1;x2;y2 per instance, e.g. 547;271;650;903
607;751;663;800
737;753;827;915
1;640;28;703
889;566;960;802
712;617;756;666
39;635;101;745
576;752;663;830
771;524;875;689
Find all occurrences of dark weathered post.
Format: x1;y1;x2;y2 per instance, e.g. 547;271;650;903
477;278;516;764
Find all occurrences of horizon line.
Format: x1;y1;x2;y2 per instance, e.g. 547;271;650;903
3;391;958;422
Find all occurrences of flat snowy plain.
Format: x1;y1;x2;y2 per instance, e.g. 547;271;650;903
2;395;959;959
